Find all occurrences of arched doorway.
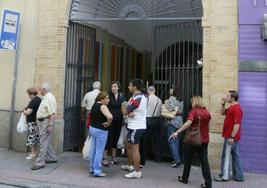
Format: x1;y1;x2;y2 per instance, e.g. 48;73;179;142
64;0;203;151
154;22;203;114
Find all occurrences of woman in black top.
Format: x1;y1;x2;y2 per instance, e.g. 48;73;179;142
23;87;41;160
89;91;113;177
103;81;125;166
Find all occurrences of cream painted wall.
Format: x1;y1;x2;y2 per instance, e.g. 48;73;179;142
0;0;37;110
202;0;238;169
202;0;238;133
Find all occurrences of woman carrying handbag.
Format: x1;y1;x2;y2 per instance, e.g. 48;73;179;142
23;87;42;160
169;96;212;188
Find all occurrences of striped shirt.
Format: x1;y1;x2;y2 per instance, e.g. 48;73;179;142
126;93;147;130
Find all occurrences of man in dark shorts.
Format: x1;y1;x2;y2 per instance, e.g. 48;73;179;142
121;79;147;179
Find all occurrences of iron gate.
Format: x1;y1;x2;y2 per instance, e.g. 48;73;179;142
153;21;203;161
64;22;96;151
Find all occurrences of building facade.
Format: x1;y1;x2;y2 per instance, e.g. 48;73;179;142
0;0;241;170
238;0;267;173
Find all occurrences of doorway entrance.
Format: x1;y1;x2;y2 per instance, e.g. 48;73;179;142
64;22;96;151
64;0;203;153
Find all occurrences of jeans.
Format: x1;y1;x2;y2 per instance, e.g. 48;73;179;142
220;138;244;181
182;144;212;188
166;124;181;163
89;127;108;176
140;117;162;165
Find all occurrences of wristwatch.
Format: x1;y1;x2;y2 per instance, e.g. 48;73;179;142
230;136;234;139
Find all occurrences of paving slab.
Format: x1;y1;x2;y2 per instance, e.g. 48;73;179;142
0;148;266;188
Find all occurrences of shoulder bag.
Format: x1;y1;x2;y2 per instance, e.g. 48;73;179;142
183;110;202;146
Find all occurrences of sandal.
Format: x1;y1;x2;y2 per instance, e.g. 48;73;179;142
94;172;108;177
102;159;110;167
111;157;119;165
178;176;188;184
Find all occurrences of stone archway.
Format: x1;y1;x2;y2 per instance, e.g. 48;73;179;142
64;0;205;152
69;0;203;21
34;1;239;170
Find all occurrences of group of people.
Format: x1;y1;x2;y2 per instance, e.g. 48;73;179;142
81;79;245;188
23;79;245;188
81;79;147;178
23;83;58;170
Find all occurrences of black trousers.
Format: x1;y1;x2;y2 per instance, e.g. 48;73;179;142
105;119;123;150
140;117;162;165
182;143;212;188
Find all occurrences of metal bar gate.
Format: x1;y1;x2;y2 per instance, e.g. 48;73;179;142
153;21;203;162
64;22;96;151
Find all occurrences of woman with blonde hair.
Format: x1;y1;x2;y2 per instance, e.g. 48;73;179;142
169;96;212;188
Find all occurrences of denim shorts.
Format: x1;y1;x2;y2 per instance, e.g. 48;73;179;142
127;128;146;144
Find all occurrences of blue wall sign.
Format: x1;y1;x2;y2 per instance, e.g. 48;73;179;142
0;9;20;50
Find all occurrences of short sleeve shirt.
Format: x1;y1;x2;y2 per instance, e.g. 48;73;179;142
37;92;57;119
126;93;147;130
26;97;42;123
187;107;211;143
81;89;100;111
146;94;162;118
223;103;243;141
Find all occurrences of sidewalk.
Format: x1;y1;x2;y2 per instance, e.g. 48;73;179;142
0;148;266;188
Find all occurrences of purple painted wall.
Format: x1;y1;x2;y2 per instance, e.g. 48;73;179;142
239;25;267;61
238;0;267;61
239;0;267;24
238;0;267;174
239;72;267;173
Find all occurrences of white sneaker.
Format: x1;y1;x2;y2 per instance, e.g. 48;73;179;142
26;153;36;160
121;165;134;172
125;171;142;179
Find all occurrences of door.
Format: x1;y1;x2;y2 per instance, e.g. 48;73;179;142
64;22;96;151
153;21;203;161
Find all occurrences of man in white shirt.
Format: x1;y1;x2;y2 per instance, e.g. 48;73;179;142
81;81;101;127
81;81;101;114
121;79;147;179
32;82;57;170
140;86;162;166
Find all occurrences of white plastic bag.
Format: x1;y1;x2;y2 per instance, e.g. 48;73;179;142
117;126;127;149
16;113;28;133
82;136;91;160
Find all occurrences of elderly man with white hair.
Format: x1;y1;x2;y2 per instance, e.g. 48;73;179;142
140;86;163;166
81;81;101;127
31;82;57;170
